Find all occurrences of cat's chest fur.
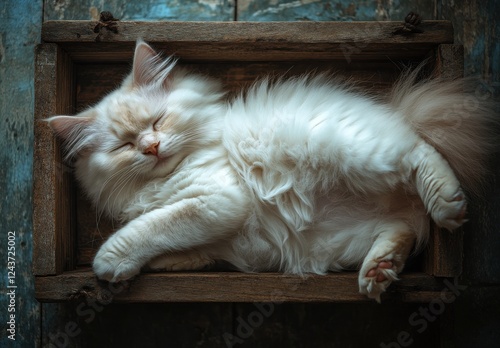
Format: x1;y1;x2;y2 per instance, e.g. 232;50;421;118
119;145;251;223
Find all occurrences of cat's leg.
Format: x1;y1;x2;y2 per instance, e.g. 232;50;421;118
358;220;415;302
146;249;214;271
93;189;248;282
406;141;467;230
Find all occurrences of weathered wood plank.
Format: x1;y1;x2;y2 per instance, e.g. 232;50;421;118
42;20;453;43
36;270;448;303
41;21;453;62
33;44;75;275
33;44;61;276
424;225;464;277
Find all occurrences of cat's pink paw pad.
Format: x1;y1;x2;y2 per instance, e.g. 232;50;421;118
366;260;394;282
359;259;399;303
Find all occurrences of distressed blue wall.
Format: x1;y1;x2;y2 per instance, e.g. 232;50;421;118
0;0;42;347
237;0;435;21
0;0;498;347
44;0;235;21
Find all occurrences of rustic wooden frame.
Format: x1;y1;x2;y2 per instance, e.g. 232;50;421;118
34;21;461;303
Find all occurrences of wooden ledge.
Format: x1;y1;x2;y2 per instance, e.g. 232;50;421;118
35;269;448;303
41;21;453;62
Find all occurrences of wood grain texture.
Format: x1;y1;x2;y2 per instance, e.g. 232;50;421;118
33;44;75;276
33;44;59;276
42;20;453;43
41;20;453;62
35;269;447;303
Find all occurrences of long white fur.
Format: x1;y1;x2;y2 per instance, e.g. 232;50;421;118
47;41;495;301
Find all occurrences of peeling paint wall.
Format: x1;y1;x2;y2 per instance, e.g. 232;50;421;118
44;0;235;21
0;0;42;347
237;0;435;21
43;0;439;22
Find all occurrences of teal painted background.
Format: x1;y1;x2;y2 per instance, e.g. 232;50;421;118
1;0;499;347
0;0;42;347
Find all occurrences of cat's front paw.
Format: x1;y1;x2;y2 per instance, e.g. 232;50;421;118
93;239;142;282
359;259;399;303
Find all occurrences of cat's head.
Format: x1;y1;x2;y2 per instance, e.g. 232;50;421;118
47;40;225;215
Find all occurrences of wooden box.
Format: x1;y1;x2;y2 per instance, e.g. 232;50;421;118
33;20;463;303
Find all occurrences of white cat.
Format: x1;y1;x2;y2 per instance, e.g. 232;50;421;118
48;40;495;302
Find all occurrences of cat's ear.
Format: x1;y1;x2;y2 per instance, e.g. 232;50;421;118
46;109;96;141
130;39;174;88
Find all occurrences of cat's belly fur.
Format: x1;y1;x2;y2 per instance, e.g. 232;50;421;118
220;186;429;274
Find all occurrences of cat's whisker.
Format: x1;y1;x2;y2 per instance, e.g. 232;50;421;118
104;166;143;216
94;163;146;242
109;167;144;215
94;165;134;227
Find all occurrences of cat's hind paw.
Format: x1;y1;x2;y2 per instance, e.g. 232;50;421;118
359;260;399;303
93;248;141;283
431;189;468;231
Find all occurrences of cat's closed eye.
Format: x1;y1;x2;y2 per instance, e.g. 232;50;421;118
152;115;166;130
111;142;134;152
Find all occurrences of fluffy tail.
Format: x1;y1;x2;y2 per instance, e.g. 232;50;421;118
389;68;498;195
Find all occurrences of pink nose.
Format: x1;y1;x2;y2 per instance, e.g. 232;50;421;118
143;141;159;156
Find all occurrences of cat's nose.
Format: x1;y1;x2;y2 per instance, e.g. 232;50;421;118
143;141;159;156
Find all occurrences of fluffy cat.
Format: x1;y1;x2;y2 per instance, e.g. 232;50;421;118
48;40;495;302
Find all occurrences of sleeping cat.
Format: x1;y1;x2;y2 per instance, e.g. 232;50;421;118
48;40;494;302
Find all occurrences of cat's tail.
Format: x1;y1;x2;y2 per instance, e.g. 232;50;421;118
389;68;498;195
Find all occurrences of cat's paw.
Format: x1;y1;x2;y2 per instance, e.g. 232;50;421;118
359;259;399;303
93;243;142;282
431;188;468;230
